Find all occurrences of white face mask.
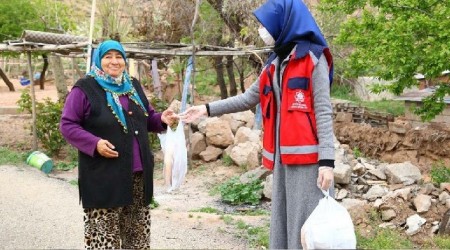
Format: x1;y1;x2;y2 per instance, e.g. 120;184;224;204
258;27;275;46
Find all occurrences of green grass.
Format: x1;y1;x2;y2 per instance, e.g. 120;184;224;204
356;227;413;249
429;235;450;249
190;206;222;214
331;84;405;116
236;209;270;216
220;215;234;225
54;161;77;171
69;179;78;186
361;99;405;117
235;219;269;249
222;155;234;166
331;84;360;102
0;147;29;165
355;208;414;249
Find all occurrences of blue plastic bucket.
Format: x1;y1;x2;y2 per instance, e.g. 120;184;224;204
26;151;53;174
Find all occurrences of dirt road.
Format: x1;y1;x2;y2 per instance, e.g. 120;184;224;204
0;164;252;249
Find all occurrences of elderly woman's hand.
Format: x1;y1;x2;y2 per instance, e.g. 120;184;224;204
96;139;119;158
161;109;178;126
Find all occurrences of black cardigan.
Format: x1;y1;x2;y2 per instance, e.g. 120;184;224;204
75;76;154;208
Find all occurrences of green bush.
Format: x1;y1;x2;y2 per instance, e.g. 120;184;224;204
431;161;450;185
17;90;66;156
218;176;263;205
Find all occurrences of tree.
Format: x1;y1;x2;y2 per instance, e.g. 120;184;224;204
320;0;450;121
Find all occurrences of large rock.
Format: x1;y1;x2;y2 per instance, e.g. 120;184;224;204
363;185;388;201
440;209;450;235
190;132;206;159
381;209;397;222
205;118;234;148
334;162;352;184
234;127;261;145
406;214;426;235
388;120;412;135
413;194;432;213
199;146;223;162
197;117;217;134
385;162;422;185
229;141;260;169
263;174;273;200
240;166;270;184
220;110;255;133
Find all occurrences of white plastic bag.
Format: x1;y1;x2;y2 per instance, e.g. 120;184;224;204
301;190;356;249
157;121;188;192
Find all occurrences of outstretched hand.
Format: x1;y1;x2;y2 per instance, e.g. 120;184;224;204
178;105;207;123
161;108;178;126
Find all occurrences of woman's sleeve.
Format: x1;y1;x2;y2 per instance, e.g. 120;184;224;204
208;78;261;117
60;87;100;157
146;103;166;133
312;54;335;166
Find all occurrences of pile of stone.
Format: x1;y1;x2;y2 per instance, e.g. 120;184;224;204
246;139;450;237
187;110;262;169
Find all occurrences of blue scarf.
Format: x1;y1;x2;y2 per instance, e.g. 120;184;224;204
88;40;147;132
253;0;333;83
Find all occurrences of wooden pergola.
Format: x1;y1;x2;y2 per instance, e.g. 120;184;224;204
0;30;272;150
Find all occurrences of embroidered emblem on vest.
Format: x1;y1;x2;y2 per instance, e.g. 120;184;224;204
290;90;307;110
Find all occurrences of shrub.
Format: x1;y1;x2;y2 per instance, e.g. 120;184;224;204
431;161;450;185
218;176;263;205
17;90;66;156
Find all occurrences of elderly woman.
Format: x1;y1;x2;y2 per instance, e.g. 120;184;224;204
60;40;177;248
180;0;335;248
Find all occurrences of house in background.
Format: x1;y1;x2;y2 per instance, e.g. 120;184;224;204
395;71;450;126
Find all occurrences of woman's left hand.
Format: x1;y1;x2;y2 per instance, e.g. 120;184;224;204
161;109;178;126
317;166;334;191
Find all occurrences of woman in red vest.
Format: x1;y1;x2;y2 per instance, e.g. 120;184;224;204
180;0;335;248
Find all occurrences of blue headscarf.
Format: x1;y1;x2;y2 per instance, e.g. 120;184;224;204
253;0;333;83
88;40;147;132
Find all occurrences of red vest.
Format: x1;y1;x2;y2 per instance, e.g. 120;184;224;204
259;52;321;170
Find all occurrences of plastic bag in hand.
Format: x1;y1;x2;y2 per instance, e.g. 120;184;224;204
157;121;188;192
301;190;356;249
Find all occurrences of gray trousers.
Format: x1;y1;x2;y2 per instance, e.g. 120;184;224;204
269;163;332;249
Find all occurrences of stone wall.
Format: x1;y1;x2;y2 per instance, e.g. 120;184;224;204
334;119;450;174
404;101;450;127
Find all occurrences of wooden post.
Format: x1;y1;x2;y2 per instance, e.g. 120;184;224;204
72;57;76;85
27;51;38;150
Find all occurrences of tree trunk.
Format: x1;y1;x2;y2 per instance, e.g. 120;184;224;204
73;59;83;78
0;67;15;91
237;58;246;93
226;55;237;96
214;56;228;99
39;54;49;90
50;55;68;100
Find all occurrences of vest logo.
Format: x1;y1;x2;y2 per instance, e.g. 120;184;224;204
295;91;305;103
290;90;308;110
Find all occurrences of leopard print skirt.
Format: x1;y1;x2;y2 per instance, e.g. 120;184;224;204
83;172;151;249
